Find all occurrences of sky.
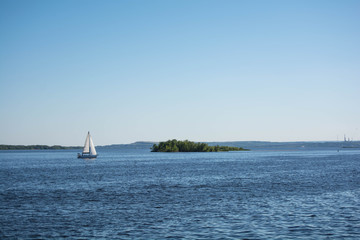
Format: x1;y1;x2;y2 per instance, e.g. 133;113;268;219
0;0;359;146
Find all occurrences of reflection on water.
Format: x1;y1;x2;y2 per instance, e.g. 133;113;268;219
0;149;360;239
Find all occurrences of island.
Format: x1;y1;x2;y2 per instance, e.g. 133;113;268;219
151;139;249;152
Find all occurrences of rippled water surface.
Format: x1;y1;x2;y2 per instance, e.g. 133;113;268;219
1;149;360;239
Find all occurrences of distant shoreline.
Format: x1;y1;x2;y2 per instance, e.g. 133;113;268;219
1;141;359;151
0;145;81;150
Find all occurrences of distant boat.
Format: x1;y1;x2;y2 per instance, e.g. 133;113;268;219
78;131;97;159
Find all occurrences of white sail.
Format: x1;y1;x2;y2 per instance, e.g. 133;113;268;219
82;132;90;154
78;131;97;159
89;134;97;155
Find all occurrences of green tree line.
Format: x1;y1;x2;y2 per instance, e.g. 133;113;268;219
151;139;249;152
0;145;81;150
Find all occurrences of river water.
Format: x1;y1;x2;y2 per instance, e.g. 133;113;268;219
1;149;360;239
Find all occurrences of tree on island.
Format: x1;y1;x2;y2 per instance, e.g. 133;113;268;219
151;139;249;152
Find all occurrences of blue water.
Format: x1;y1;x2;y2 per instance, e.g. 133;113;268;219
1;149;360;239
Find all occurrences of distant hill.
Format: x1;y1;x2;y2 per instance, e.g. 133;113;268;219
206;141;360;150
97;141;157;150
98;141;360;151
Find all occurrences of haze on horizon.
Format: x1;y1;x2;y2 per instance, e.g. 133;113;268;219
1;0;359;146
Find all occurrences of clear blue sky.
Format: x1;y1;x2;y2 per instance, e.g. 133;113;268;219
1;0;359;145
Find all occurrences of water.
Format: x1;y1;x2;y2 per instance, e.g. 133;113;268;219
1;149;360;239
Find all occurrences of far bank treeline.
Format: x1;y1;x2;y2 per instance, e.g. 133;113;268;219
0;145;80;150
151;139;249;152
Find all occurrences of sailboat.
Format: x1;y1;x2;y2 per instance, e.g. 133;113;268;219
78;131;97;159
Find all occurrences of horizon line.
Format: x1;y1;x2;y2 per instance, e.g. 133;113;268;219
1;139;360;147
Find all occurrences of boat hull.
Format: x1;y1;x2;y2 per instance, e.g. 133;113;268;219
77;153;97;159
